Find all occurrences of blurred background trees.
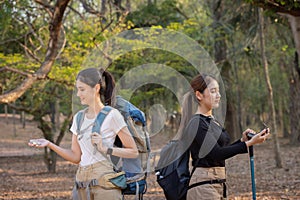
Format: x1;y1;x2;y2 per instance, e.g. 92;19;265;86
1;0;299;172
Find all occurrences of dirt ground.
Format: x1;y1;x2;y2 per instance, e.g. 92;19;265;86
0;115;300;200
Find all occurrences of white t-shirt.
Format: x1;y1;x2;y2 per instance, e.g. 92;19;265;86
70;108;127;166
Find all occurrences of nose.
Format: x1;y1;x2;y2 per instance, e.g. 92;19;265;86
76;90;80;97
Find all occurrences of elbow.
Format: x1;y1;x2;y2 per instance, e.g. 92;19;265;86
70;156;81;164
73;159;81;164
133;149;139;158
129;148;139;158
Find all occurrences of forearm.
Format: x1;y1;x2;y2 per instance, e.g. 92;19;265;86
47;142;81;164
108;147;138;158
208;142;248;161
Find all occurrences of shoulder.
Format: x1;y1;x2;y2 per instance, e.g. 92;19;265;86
189;114;209;126
105;107;124;120
73;109;86;122
186;114;210;134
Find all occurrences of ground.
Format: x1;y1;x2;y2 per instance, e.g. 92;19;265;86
0;115;300;200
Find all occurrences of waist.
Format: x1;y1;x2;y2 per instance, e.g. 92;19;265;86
76;161;113;182
192;167;226;179
78;160;111;171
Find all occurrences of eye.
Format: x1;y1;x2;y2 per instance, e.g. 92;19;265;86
76;87;85;92
210;88;217;93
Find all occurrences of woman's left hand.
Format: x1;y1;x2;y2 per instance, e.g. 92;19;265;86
91;132;106;153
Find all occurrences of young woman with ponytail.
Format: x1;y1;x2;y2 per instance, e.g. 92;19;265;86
28;68;138;199
179;74;270;200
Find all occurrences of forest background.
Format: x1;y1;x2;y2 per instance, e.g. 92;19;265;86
0;0;300;199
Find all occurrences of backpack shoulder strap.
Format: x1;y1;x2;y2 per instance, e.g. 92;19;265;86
76;108;88;134
92;106;114;134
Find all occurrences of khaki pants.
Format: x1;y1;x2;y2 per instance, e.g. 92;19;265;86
187;167;226;200
74;161;122;200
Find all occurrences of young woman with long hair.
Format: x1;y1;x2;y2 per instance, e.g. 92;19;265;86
28;68;138;200
180;74;270;199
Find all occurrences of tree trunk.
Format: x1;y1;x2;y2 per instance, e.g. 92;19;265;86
287;16;300;145
212;0;240;140
21;111;26;128
4;104;8;123
13;109;16;137
259;8;282;168
38;117;58;173
289;52;300;145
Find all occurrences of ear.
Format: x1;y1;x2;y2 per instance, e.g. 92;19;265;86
195;91;203;101
94;84;101;93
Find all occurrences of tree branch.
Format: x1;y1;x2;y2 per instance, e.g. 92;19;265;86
0;66;32;77
79;0;105;17
250;0;300;16
68;5;85;20
34;0;54;16
0;0;71;104
19;42;43;63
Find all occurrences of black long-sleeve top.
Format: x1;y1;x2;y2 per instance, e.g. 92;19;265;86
188;114;248;168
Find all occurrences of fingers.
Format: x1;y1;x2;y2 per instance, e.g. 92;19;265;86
243;128;255;135
258;128;270;137
256;129;270;143
91;132;99;136
91;132;101;144
28;139;43;148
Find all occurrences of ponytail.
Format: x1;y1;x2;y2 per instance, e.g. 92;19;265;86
100;68;115;106
175;91;198;140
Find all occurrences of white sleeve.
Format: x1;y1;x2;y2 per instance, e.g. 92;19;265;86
107;109;127;134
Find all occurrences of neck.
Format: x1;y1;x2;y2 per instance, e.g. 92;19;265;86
87;99;104;117
196;106;212;117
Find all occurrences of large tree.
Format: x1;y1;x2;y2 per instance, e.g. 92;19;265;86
0;0;71;104
247;0;300;144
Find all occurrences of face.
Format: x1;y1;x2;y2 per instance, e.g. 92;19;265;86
197;79;221;110
76;80;99;106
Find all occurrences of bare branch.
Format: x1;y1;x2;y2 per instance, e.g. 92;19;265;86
19;42;43;63
251;0;300;17
0;34;28;45
7;103;32;114
79;0;104;17
34;0;54;16
67;5;85;20
0;66;32;77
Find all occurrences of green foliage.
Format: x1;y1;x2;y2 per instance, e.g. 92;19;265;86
0;0;297;139
126;0;185;28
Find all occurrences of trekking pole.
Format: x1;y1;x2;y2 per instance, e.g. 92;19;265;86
248;146;256;200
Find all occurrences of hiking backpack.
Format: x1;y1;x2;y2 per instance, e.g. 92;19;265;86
76;95;151;199
155;115;200;200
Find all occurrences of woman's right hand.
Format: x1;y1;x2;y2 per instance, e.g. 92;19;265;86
241;128;256;142
28;139;49;148
245;128;270;147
